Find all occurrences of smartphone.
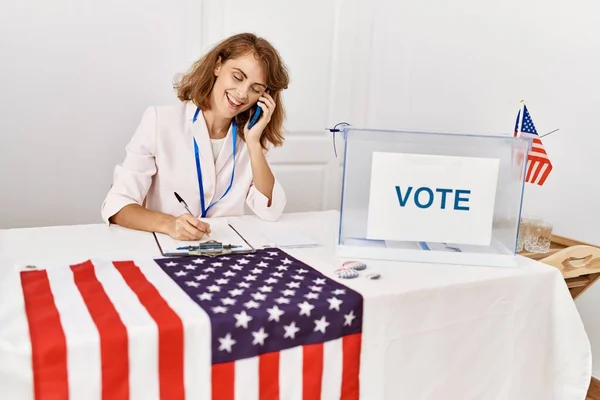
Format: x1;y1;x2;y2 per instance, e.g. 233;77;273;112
248;105;262;129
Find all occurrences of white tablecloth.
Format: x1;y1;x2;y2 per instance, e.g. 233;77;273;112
0;211;592;399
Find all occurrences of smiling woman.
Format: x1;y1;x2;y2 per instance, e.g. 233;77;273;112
101;33;290;241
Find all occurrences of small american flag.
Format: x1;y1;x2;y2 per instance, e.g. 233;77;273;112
513;104;553;185
15;249;363;400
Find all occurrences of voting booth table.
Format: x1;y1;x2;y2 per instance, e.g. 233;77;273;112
0;127;592;399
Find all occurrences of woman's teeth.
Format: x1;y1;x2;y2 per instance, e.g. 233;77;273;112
227;93;242;106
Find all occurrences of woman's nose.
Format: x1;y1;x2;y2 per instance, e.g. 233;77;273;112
236;88;247;99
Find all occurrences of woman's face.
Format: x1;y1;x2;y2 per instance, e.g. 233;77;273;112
212;53;267;119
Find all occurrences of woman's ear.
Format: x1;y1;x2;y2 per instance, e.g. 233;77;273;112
214;57;222;76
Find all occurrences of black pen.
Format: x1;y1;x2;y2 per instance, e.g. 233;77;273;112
174;191;210;237
174;192;193;215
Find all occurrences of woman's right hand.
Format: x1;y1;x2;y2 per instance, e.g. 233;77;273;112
168;214;211;241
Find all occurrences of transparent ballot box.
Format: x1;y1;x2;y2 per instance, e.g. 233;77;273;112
336;127;531;267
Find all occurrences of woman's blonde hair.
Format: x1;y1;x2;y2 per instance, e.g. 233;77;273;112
174;33;290;149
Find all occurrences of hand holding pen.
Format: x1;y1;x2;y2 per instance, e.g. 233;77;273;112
168;192;211;241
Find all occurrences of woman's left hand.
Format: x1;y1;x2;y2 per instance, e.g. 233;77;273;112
244;92;276;145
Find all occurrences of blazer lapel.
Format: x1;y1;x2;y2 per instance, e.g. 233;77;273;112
187;103;217;209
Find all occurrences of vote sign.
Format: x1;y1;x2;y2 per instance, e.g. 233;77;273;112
366;152;500;246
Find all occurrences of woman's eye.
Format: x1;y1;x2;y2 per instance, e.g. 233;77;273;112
233;74;243;81
252;87;261;94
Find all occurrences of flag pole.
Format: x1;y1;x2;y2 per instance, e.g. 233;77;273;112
517;99;525;136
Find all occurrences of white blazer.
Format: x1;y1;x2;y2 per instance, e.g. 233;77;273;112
101;100;286;224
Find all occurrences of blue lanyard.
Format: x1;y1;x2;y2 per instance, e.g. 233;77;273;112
192;107;237;217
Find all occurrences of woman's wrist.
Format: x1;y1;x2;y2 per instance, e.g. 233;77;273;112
245;137;262;151
156;213;176;235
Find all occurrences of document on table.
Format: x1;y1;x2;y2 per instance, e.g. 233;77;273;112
153;218;253;255
228;220;320;249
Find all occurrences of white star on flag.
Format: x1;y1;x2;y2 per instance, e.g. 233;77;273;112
252;292;267;301
198;292;213;301
218;333;236;353
234;311;253;328
222;298;236;306
283;321;300;339
252;328;269;345
244;300;260;309
298;301;315;317
327;297;343;311
344;310;356;326
267;306;285;322
314;316;330;333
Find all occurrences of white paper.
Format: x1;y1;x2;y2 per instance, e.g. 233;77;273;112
154;218;252;254
226;220;320;249
366;152;499;245
259;227;319;248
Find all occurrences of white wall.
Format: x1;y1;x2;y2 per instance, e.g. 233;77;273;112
2;0;600;376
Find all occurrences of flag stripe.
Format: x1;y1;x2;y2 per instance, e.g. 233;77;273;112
71;261;130;400
302;343;324;400
538;164;552;185
20;270;69;400
279;346;302;400
46;264;102;400
259;352;280;400
526;161;538;182
212;362;235;400
321;338;343;400
113;261;185;400
341;333;362;400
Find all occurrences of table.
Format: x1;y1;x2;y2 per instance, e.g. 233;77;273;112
0;210;592;399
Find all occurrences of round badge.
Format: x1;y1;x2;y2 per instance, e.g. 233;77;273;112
336;268;358;279
342;261;367;271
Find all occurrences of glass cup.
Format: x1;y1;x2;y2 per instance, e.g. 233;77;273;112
517;217;541;252
524;221;553;253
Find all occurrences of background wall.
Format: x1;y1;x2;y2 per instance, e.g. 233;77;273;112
1;0;600;376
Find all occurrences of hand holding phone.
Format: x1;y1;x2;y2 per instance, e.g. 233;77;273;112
244;91;276;145
248;106;262;129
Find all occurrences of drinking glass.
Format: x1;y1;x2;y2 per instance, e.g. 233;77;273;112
525;221;553;253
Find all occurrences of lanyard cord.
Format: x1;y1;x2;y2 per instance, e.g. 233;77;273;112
192;107;237;217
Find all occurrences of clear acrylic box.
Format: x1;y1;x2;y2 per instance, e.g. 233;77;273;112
336;127;531;267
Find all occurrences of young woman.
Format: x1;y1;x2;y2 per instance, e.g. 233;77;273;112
101;33;290;241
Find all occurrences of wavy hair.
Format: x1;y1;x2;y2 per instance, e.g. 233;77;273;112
174;33;290;149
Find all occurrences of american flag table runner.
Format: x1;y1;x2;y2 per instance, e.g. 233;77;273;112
9;248;363;400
